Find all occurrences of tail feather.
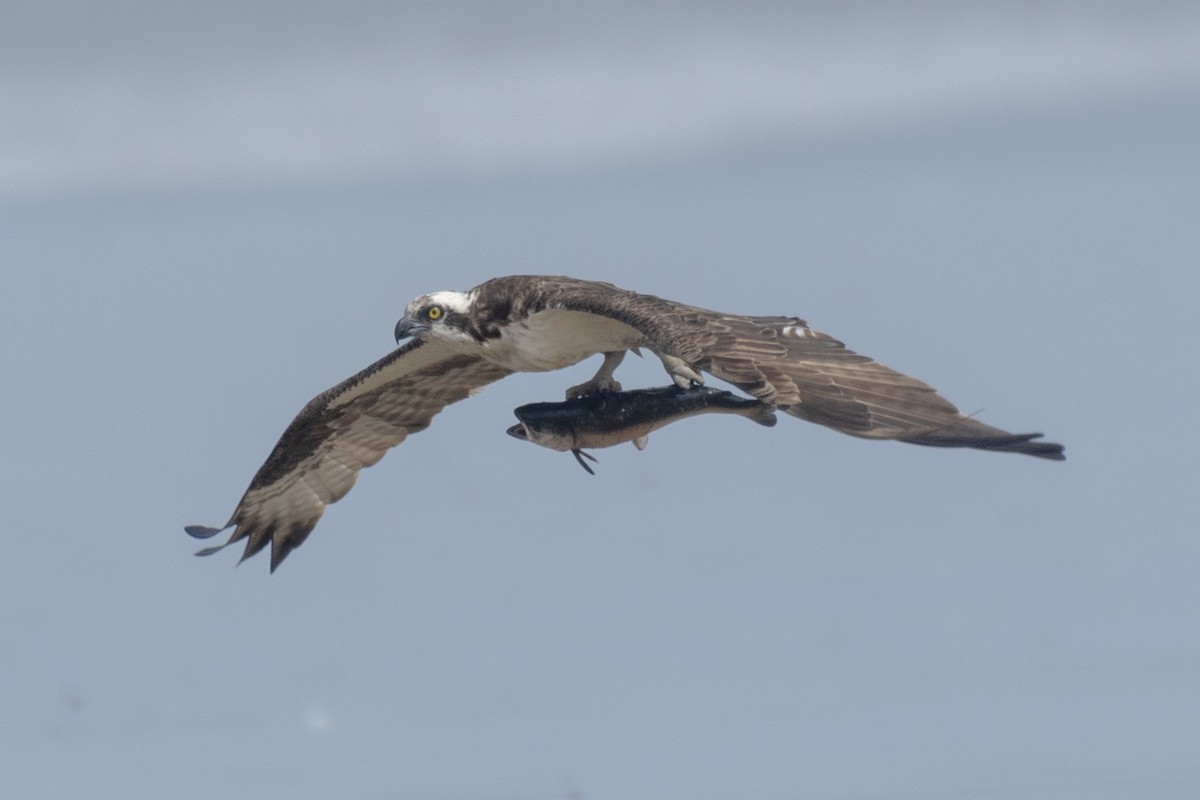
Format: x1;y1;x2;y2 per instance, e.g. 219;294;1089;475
898;417;1066;461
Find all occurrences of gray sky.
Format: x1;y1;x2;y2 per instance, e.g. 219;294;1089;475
4;1;1200;197
2;3;1199;799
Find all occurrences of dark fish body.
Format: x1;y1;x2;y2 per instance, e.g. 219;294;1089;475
507;385;776;471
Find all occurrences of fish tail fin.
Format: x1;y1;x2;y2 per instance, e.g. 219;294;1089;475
745;403;778;427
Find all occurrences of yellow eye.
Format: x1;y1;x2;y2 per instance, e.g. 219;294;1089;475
426;305;443;320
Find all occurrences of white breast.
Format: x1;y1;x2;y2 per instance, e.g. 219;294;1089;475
487;309;644;372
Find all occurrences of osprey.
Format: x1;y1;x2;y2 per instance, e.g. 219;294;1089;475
187;274;1065;571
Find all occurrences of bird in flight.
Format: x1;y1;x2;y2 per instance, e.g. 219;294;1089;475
187;274;1064;571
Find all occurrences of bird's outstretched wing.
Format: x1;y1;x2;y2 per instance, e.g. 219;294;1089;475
494;275;1064;460
186;338;511;571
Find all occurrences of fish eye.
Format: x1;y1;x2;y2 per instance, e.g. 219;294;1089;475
426;305;443;321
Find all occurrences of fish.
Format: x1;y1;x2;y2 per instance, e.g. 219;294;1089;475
506;385;777;474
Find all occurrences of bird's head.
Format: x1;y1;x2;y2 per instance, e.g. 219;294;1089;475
394;290;474;344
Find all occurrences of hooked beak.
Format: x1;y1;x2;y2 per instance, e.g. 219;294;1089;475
394;314;427;343
506;423;529;441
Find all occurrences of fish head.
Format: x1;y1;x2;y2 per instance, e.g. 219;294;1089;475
506;421;577;452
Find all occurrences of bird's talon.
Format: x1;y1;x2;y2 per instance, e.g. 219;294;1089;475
565;377;623;399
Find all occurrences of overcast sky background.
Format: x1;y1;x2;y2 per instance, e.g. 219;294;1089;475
2;3;1198;799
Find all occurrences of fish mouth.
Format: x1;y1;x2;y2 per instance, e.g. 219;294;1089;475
506;423;529;440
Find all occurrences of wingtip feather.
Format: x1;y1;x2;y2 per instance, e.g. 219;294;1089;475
185;524;228;540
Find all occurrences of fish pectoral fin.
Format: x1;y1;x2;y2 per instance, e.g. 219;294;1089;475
631;435;649;451
572;448;598;475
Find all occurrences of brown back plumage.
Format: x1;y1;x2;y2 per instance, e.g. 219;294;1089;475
483;276;1064;458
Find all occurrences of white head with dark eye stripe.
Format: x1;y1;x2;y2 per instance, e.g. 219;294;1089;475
395;290;475;344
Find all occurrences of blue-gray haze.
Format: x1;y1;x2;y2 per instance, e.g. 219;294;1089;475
2;3;1198;798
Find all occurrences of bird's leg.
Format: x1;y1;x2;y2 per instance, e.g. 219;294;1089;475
653;350;704;388
566;351;626;398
